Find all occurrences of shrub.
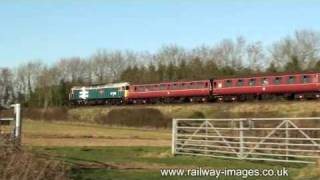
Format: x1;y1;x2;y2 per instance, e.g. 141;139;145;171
0;139;70;180
95;108;171;128
188;111;206;118
22;107;69;121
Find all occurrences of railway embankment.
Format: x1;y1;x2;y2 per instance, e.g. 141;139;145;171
7;101;319;128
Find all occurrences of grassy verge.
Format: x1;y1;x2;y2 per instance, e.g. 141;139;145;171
31;146;310;180
69;101;320;122
22;120;171;147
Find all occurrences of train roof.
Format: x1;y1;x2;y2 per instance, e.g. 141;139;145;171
71;82;129;90
214;71;320;80
130;79;210;87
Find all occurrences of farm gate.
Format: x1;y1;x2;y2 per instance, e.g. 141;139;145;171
0;104;22;144
172;118;320;164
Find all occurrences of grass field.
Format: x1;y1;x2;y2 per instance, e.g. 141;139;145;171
23;120;171;147
21;118;320;180
18;101;320;179
32;146;310;180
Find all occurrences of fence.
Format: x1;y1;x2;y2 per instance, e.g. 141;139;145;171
0;104;22;144
172;118;320;164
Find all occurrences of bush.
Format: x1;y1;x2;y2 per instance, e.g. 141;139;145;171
0;139;69;180
22;107;69;121
95;108;171;128
188;111;206;118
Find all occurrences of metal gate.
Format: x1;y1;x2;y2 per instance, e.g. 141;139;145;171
0;104;22;144
172;118;320;164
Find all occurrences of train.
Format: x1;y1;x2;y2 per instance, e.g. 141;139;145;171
69;72;320;105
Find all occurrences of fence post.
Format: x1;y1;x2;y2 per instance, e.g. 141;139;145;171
12;104;22;145
239;120;244;159
285;120;289;161
172;119;177;155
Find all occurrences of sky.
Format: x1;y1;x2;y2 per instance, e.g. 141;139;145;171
0;0;320;68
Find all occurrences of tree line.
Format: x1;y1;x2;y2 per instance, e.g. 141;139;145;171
1;30;320;108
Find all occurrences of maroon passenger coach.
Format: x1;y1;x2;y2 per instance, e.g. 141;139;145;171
126;72;320;103
127;80;212;103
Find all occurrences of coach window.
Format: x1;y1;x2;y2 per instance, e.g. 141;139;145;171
134;87;137;91
302;75;310;83
288;76;296;84
237;79;244;86
173;84;177;90
225;80;232;87
160;84;166;90
249;79;256;86
273;77;282;85
261;78;269;85
180;83;185;89
136;86;142;92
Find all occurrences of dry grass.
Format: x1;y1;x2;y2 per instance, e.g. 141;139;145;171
0;140;69;180
295;159;320;179
69;101;320;122
24;138;170;147
22;119;171;147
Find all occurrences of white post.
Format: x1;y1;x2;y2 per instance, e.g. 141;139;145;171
172;119;177;155
11;104;22;144
285;120;289;161
205;120;208;154
239;120;244;159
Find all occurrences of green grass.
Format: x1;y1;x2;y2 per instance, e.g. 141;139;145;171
24;120;170;139
32;146;307;180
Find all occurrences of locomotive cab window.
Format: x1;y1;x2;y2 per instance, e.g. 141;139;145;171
224;80;232;87
301;75;310;83
273;77;282;85
288;76;296;84
249;79;256;86
237;79;244;86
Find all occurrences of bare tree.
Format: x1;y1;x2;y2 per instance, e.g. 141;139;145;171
247;41;265;72
0;68;14;105
270;30;320;70
14;61;43;99
156;45;187;65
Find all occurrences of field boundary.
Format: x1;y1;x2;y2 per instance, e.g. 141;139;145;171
172;118;320;164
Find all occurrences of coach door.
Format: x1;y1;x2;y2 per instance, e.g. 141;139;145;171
261;77;269;92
